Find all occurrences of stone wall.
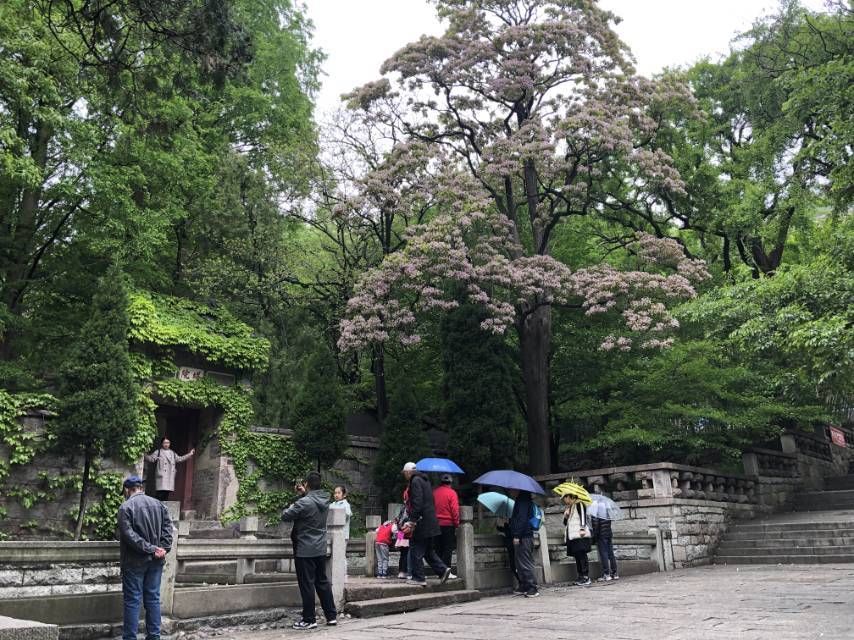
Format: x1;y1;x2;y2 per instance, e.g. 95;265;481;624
0;414;137;540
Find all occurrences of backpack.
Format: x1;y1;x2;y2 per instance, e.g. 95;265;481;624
528;503;544;531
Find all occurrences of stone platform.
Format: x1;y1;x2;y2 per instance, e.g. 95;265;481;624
214;564;854;640
0;617;57;640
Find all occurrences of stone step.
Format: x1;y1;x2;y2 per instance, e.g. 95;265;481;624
344;589;481;617
344;579;462;601
825;476;854;491
730;520;854;534
793;489;854;503
725;528;854;541
719;536;854;548
718;545;854;556
794;502;854;512
714;553;854;565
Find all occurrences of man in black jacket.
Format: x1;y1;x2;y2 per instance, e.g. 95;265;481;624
118;476;173;640
402;462;456;586
281;471;337;630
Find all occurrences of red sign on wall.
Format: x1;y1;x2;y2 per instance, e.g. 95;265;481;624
829;426;846;447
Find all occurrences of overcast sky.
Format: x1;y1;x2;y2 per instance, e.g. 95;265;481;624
305;0;828;118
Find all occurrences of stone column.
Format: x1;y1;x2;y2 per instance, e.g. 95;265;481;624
365;515;381;578
455;506;475;590
780;433;798;454
651;470;674;498
742;452;760;476
326;507;347;608
161;505;180;616
535;522;552;585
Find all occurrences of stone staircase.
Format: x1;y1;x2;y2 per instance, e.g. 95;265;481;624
715;474;854;565
343;576;480;617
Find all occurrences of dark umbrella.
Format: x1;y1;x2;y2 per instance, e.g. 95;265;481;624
473;469;545;495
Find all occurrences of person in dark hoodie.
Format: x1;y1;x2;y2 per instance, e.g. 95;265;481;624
402;462;456;586
508;488;539;597
281;472;337;630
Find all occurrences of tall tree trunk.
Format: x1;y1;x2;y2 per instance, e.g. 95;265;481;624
74;449;92;541
372;344;388;422
518;305;552;475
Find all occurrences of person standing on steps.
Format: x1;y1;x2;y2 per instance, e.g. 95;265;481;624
118;475;172;640
281;472;338;630
402;462;456;586
144;437;194;501
433;473;460;568
563;493;592;586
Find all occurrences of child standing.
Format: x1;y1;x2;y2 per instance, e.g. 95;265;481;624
563;494;592;586
331;485;352;540
374;520;395;578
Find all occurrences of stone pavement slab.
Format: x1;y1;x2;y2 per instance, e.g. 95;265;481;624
190;564;854;640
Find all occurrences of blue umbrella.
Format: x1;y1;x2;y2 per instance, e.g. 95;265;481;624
477;492;516;518
416;457;465;474
473;469;545;495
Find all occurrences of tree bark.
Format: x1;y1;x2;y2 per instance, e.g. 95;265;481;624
74;450;92;541
518;305;552;475
372;344;389;423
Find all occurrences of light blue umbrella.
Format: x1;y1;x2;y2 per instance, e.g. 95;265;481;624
473;469;546;495
477;492;515;518
588;494;624;520
416;457;465;474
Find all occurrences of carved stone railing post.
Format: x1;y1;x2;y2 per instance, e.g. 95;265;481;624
365;515;382;578
161;503;180;616
456;506;475;590
326;507;347;608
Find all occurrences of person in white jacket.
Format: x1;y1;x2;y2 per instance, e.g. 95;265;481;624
563;494;592;586
144;437;194;501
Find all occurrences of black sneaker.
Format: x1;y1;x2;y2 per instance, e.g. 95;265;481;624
292;620;317;630
326;618;338;626
512;588;527;596
574;577;591;586
440;567;454;583
525;590;540;598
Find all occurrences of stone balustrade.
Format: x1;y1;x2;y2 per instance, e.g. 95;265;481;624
743;447;799;478
535;462;758;505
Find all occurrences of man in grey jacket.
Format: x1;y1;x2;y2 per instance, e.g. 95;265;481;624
118;476;173;640
281;471;337;630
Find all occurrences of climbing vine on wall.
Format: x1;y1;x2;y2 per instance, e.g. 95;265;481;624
0;390;57;481
128;292;271;370
151;377;310;522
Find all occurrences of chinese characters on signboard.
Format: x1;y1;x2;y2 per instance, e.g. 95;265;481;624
829;426;846;447
176;367;204;382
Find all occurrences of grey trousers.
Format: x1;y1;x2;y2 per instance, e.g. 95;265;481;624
376;543;390;576
514;537;537;592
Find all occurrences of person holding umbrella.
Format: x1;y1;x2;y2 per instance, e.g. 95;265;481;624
560;484;593;586
402;462;456;586
433;474;460;568
508;489;539;598
589;494;623;581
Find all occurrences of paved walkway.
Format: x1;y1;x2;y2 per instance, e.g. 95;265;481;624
219;564;854;640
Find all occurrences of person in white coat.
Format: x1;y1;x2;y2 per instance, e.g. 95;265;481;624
144;437;194;501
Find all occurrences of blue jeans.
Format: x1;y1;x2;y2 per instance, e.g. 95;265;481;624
122;560;164;640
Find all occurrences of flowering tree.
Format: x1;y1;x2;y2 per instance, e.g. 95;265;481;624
338;0;708;473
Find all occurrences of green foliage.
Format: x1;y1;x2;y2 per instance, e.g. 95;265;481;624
440;302;519;479
0;391;56;481
568;340;796;468
290;349;349;471
128;292;270;371
373;386;431;505
54;268;138;459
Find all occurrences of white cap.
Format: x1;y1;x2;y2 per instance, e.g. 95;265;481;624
402;462;417;472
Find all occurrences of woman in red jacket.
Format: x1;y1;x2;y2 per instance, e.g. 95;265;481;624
432;474;460;568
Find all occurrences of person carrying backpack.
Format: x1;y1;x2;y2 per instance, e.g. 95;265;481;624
508;489;539;598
